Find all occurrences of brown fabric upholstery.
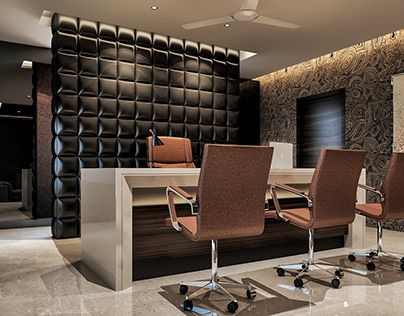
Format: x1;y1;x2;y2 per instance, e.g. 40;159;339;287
356;203;383;218
269;149;365;229
379;153;404;220
359;153;404;220
306;149;366;229
147;136;196;168
175;144;273;241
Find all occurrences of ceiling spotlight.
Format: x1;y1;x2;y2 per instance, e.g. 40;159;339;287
151;5;158;10
21;60;32;69
224;23;231;27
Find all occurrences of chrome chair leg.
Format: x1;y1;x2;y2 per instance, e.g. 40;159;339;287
179;240;256;313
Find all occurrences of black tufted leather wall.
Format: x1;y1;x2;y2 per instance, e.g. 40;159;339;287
51;14;240;238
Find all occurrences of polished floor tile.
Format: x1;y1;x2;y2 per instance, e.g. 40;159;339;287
0;226;404;315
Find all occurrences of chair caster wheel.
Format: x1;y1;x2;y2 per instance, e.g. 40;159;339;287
400;263;404;272
331;278;340;289
246;289;256;299
276;267;285;277
348;254;356;262
401;257;404;263
335;269;344;278
183;299;193;311
294;278;304;288
369;251;377;258
179;284;188;295
227;301;239;313
367;262;376;271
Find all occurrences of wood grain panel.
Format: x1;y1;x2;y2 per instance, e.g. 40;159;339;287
132;201;347;280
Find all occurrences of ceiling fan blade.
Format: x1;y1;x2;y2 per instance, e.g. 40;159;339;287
253;15;300;29
182;16;235;30
240;0;260;11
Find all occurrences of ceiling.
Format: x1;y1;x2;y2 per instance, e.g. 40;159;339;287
0;0;404;79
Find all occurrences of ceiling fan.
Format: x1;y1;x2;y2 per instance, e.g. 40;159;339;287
182;0;300;30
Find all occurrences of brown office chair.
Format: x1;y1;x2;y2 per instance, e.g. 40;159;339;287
266;148;366;289
166;144;273;313
348;152;404;271
147;136;196;168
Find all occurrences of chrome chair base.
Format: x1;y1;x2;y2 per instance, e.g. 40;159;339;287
347;221;404;271
178;240;256;313
275;229;343;289
276;261;343;289
348;249;404;271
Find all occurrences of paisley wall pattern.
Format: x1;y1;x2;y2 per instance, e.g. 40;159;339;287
256;30;404;231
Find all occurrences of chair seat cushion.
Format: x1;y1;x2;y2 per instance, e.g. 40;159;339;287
178;216;197;237
356;203;383;219
265;208;312;228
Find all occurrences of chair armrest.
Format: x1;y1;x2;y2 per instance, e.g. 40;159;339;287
269;183;313;222
357;183;384;202
166;186;198;232
168;185;193;200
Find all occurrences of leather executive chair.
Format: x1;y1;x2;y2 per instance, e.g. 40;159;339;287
266;148;366;289
147;136;196;168
166;144;273;313
348;152;404;271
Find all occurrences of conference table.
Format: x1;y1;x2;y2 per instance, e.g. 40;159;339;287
81;168;366;291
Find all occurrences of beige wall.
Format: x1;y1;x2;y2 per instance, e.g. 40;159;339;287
393;73;404;152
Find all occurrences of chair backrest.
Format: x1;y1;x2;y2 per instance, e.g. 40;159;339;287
308;149;366;229
195;144;273;240
380;152;404;219
147;136;195;168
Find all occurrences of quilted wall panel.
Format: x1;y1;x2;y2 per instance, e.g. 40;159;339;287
51;14;240;238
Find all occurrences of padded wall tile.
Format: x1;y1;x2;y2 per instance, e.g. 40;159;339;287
79;96;98;116
99;99;118;117
78;19;98;38
118;80;135;100
118;43;134;62
118;27;135;44
169;87;184;105
54;115;78;135
99;40;117;59
79;137;98;156
169;69;185;87
54;94;79;114
118;61;135;81
54;136;78;155
135;101;152;120
153;122;169;136
117;119;135;137
51;14;240;238
54;157;79;177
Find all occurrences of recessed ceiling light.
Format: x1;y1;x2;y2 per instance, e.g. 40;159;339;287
224;23;231;27
17;110;22;114
27;94;31;98
151;5;159;10
21;60;32;69
39;10;53;26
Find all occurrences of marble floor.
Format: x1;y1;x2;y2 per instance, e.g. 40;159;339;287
1;226;404;315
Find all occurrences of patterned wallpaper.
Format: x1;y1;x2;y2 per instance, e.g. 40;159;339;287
256;30;404;231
